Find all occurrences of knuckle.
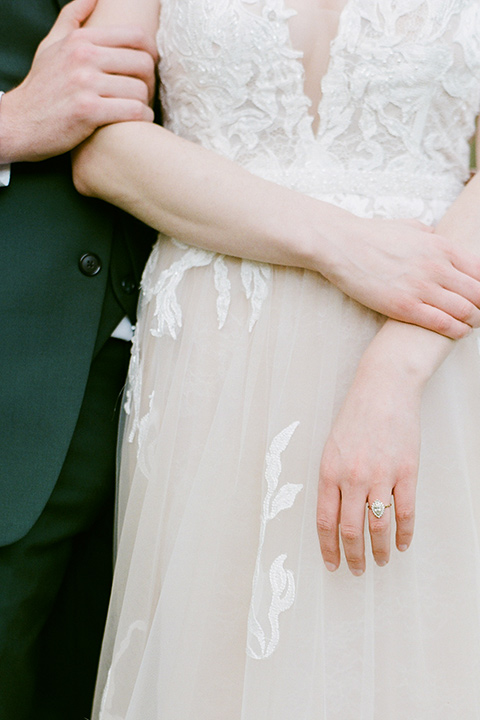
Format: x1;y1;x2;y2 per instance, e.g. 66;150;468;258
71;91;97;122
428;258;446;277
398;461;418;480
343;468;364;490
137;81;150;104
128;100;147;121
472;288;480;310
346;555;364;569
395;294;416;317
432;312;452;335
369;520;389;536
320;546;338;564
316;516;336;537
396;506;415;524
68;28;85;43
72;64;96;89
452;324;470;339
318;466;337;487
398;530;414;544
120;24;148;52
138;51;155;75
436;236;452;256
319;454;338;482
341;524;362;544
69;41;96;68
318;470;341;494
131;25;150;48
454;298;474;323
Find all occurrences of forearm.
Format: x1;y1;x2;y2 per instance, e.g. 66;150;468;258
360;172;480;385
72;79;480;340
73;119;349;271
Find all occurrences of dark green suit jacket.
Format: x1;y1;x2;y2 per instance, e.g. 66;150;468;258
0;0;155;545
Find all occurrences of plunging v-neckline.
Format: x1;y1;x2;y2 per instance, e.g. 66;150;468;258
282;0;355;140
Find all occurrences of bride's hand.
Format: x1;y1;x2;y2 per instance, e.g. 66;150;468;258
318;214;480;340
316;353;423;575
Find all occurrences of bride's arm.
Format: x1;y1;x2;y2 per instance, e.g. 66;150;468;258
72;0;480;339
317;168;480;576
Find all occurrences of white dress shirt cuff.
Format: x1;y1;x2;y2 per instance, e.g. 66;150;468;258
111;316;134;342
0;91;11;187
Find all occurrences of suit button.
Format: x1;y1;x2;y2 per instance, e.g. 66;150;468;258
79;253;102;276
121;277;137;295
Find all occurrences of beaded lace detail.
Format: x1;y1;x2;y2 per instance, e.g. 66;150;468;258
141;0;480;340
157;0;480;195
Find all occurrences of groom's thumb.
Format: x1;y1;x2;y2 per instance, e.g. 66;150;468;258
43;0;98;45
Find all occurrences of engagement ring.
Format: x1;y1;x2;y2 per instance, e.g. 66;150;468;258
367;499;392;519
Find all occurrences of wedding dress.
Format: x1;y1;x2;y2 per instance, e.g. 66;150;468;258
94;1;480;718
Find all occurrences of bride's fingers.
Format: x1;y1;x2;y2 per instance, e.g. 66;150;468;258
340;492;367;576
444;267;480;311
367;494;392;567
316;484;341;572
423;286;480;328
407;303;472;340
393;481;416;552
450;246;480;285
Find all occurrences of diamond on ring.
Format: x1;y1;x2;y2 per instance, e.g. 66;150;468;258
368;500;392;519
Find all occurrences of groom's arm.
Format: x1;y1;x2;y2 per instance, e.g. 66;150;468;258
0;0;155;176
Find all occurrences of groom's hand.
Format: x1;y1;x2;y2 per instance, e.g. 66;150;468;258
0;0;157;164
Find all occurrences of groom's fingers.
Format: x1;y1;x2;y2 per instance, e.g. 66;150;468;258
317;482;341;572
86;25;158;60
93;40;157;102
0;28;156;162
40;0;99;46
91;97;154;127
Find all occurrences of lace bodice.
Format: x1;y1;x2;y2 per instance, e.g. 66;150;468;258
157;0;480;210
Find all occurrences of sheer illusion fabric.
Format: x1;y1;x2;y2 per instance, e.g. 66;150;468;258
94;1;480;718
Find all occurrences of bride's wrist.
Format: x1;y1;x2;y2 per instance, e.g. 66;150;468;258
295;198;356;277
360;323;454;391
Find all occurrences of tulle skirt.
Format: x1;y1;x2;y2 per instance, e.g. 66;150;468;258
93;204;480;719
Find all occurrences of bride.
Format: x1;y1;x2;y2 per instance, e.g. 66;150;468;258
73;0;480;718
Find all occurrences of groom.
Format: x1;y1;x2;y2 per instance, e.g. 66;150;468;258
0;0;157;717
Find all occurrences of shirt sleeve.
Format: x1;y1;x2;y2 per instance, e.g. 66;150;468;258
0;92;11;187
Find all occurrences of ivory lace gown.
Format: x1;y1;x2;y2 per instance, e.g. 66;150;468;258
95;1;480;718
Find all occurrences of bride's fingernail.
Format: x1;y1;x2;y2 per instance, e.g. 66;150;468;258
398;544;408;552
324;562;337;572
351;568;364;577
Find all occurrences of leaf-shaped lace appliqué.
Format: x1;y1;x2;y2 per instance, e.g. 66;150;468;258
247;421;303;660
213;255;231;329
146;240;215;339
141;240;272;340
241;260;272;331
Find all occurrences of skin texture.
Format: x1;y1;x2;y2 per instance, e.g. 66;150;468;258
74;118;480;341
70;0;480;572
0;0;156;164
318;168;480;574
